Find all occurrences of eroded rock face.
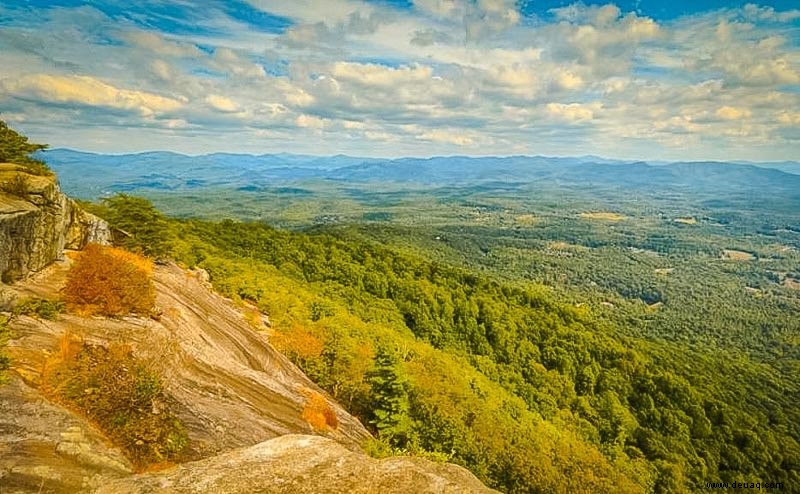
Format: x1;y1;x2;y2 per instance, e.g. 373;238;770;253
0;376;132;494
94;434;499;494
0;164;110;282
5;260;372;456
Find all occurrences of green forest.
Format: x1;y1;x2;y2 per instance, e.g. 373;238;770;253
86;193;800;494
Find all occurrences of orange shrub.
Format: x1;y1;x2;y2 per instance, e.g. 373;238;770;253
64;244;155;316
302;389;339;431
272;324;325;361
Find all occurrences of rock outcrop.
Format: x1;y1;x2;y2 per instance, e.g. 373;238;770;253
0;164;110;282
5;261;372;457
95;434;498;494
0;377;133;493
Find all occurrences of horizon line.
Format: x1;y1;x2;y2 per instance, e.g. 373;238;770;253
40;148;800;166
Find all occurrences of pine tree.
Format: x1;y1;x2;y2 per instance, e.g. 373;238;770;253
367;346;411;447
101;194;174;260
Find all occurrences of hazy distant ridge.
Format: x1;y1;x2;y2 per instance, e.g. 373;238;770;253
40;149;800;200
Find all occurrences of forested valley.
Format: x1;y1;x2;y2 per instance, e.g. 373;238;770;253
84;190;800;494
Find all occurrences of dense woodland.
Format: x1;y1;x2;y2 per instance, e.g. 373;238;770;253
85;193;800;494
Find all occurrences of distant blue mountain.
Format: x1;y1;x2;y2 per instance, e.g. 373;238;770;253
39;148;800;201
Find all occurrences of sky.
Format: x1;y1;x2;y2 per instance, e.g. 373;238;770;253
0;0;799;160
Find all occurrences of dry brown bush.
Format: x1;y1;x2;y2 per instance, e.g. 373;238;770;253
64;244;155;316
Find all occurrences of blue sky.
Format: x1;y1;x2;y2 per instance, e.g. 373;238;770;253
1;0;799;160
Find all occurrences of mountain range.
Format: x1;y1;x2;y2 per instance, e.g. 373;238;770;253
40;149;800;200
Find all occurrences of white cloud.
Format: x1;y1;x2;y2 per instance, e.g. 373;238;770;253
123;31;202;58
776;111;800;125
343;120;366;129
546;102;598;122
296;114;327;129
329;62;433;86
364;129;396;141
716;106;752;120
556;70;584;90
209;48;267;79
205;94;240;113
414;0;521;39
151;60;174;81
742;3;800;23
417;129;476;146
1;74;183;116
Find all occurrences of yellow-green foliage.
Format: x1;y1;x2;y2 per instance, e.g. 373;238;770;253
13;297;64;320
0;173;30;197
41;338;187;469
163;243;651;493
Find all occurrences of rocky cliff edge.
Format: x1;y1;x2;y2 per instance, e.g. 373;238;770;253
0;163;110;282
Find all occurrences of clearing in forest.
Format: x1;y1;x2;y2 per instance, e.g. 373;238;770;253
784;277;800;290
579;211;626;221
515;214;537;225
722;249;755;261
547;241;588;252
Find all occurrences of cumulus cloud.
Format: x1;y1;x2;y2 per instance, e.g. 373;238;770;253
413;0;520;40
544;6;661;75
546;102;598;122
776;111;800;125
0;74;183;116
205;94;240;113
296;113;327;129
410;28;453;46
716;106;752;120
741;3;800;23
123;31;201;58
208;48;267;79
330;62;433;86
417;128;476;146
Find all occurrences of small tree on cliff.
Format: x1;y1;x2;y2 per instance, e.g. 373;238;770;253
0;120;50;175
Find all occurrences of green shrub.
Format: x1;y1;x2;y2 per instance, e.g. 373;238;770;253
13;297;64;320
42;340;188;468
97;195;174;260
363;437;450;463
